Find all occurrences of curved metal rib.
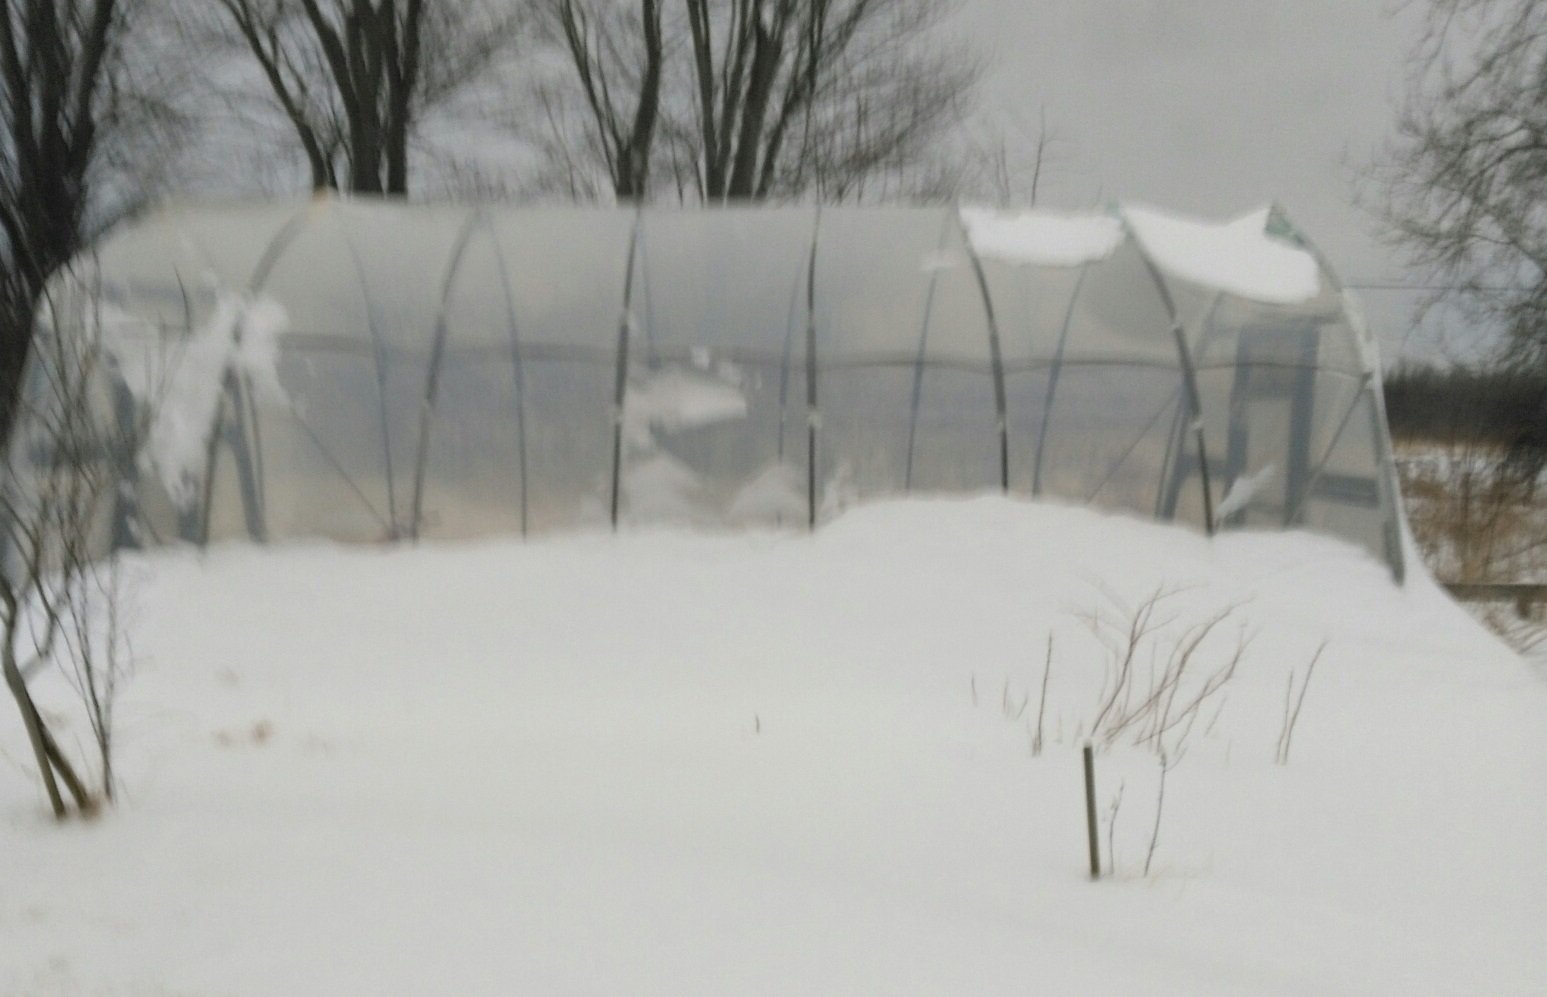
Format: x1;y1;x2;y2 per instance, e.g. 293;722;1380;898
1032;263;1090;496
483;221;532;537
805;207;822;530
953;211;1012;493
775;257;805;463
1155;291;1221;521
904;212;958;491
608;208;646;529
407;207;486;541
336;215;403;535
1280;217;1406;583
1117;211;1217;535
192;200;320;545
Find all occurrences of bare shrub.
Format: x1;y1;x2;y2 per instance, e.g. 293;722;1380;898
1103;777;1123;878
532;0;980;202
2;276;148;817
1074;586;1251;877
1000;675;1028;721
1031;633;1052;757
1275;641;1326;766
1142;751;1172;877
1397;442;1545;583
1082;586;1248;759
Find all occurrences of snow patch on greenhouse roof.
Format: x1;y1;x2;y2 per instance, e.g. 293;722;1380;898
959;203;1326;304
959;207;1124;267
1122;204;1323;304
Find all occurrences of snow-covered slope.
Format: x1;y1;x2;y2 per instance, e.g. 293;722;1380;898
3;498;1544;995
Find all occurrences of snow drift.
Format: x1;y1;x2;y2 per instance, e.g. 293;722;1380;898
2;498;1544;995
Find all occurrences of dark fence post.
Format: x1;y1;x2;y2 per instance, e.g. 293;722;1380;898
1083;742;1101;880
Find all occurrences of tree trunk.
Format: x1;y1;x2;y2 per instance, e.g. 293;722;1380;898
616;0;662;200
726;19;784;198
3;651;65;818
37;699;94;813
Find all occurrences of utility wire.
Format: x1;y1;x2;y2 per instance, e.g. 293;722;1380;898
1346;283;1514;292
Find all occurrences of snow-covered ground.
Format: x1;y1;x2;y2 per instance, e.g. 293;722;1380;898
3;498;1545;995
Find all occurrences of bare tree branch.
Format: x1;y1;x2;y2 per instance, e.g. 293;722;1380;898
1376;0;1547;364
535;0;977;203
187;0;522;195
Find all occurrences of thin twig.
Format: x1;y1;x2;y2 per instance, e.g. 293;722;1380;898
1277;641;1327;765
1144;752;1170;877
1105;778;1125;877
1033;633;1052;756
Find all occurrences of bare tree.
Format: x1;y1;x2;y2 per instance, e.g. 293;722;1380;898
0;0;178;438
536;0;977;202
946;105;1064;207
534;0;663;200
683;0;978;200
188;0;522;194
1378;0;1547;364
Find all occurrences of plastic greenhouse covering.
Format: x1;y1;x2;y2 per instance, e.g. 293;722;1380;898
6;198;1406;580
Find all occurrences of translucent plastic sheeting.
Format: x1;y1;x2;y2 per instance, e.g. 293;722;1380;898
90;202;303;335
1177;284;1365;378
623;208;816;526
418;351;527;539
87;212;206;335
483;210;636;532
1193;365;1369;530
976;262;1087;364
2;323;123;571
1036;364;1196;520
245;210;391;540
14;199;1407;581
341;204;478;530
1057;240;1190;366
813;207;1001;507
421;225;527;539
1299;389;1398;566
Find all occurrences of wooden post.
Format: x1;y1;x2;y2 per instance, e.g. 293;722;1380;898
1083;742;1100;880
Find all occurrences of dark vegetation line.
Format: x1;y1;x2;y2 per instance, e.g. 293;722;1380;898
1384;363;1547;474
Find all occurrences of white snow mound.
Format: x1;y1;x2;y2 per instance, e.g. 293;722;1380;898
1124;204;1324;304
3;498;1544;995
960;206;1125;267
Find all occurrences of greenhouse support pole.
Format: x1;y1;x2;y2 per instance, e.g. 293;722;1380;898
1155;292;1226;522
197;371;268;545
234;372;268;540
108;376;152;543
804;208;822;530
195;201;318;545
904;213;957;491
775;262;804;464
609;210;645;530
1293;224;1407;584
1122;214;1216;535
168;271;207;543
98;270;143;549
408;209;484;541
958;220;1012;493
1171;323;1215;535
338;221;403;535
485;224;531;537
1032;264;1090;497
1283;377;1368;524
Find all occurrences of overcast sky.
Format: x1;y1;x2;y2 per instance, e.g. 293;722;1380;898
952;0;1472;364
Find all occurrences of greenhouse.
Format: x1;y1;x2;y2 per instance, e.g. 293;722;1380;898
11;198;1405;579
